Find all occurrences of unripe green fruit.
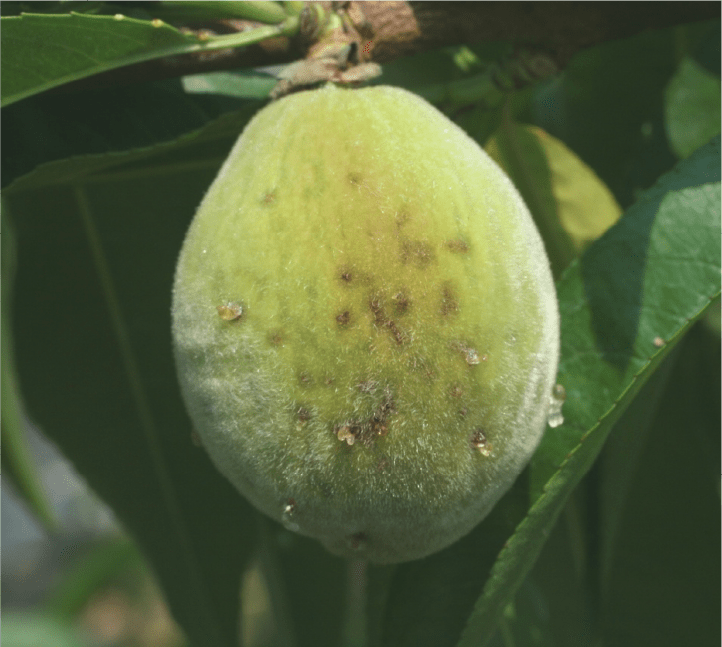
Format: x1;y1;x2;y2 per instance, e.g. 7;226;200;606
172;84;559;564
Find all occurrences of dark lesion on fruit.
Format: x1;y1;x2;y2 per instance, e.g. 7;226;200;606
395;210;411;229
440;283;460;316
297;406;312;422
261;190;277;205
448;383;464;399
347;532;368;551
336;310;351;326
446;239;469;253
369;296;407;345
337;265;355;287
399;238;435;268
470;428;493;456
347;172;363;186
392;290;410;315
298;371;314;387
334;389;395;447
268;328;285;345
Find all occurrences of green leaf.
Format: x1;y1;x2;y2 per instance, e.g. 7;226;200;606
664;56;721;159
1;79;259;190
6;136;261;646
456;136;721;647
0;12;291;107
257;522;349;647
485;119;621;277
598;325;720;646
531;25;681;208
4;102;261;195
486;578;555;647
1;201;57;530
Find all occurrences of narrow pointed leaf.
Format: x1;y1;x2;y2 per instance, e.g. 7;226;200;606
1;12;289;107
456;136;721;646
6;138;262;645
1;204;58;530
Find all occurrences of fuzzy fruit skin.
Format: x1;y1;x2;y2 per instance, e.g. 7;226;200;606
172;84;559;564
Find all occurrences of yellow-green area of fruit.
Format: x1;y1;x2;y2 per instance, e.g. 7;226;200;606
177;84;546;481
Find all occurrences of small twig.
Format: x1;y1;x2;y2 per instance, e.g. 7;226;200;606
51;1;719;94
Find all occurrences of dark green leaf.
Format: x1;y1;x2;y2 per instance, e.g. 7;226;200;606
4;101;261;195
1;12;194;106
0;12;288;107
456;136;720;646
6;138;261;645
599;325;721;646
1;202;57;530
664;56;721;159
1;80;259;190
258;522;349;647
531;25;680;208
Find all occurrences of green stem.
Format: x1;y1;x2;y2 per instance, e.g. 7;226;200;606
343;559;368;647
154;0;287;24
257;518;298;647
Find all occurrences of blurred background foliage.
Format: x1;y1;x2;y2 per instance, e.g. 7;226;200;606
2;3;720;647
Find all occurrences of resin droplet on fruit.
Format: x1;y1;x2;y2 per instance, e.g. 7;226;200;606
172;84;560;564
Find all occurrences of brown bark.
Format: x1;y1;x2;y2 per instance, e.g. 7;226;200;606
55;1;719;93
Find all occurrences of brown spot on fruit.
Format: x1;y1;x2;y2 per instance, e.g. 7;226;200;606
262;191;276;204
336;310;351;325
392;291;410;314
348;532;368;551
449;383;464;398
369;296;407;345
268;329;284;345
400;239;435;267
298;371;314;387
348;172;362;185
440;283;459;315
217;302;244;321
333;390;395;448
297;407;311;421
446;239;469;253
470;428;493;456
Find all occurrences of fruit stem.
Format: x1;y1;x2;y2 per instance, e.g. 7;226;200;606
342;559;368;647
